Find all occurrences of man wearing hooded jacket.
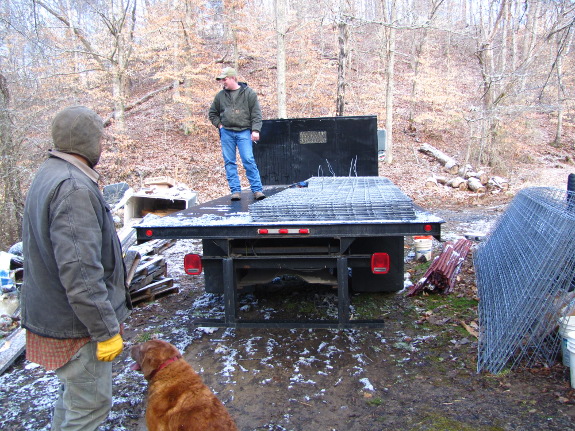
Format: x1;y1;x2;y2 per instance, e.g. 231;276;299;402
208;67;266;201
21;106;132;431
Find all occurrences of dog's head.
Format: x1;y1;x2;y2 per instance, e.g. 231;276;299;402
130;339;182;381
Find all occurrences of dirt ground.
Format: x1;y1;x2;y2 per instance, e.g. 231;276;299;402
2;216;575;431
3;198;575;431
116;207;575;431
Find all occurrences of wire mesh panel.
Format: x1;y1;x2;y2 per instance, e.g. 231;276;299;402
474;187;575;374
249;176;416;222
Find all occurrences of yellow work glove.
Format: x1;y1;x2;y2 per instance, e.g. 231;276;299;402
96;333;124;362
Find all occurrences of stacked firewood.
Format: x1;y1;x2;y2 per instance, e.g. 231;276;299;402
419;143;509;193
119;226;178;305
407;238;473;296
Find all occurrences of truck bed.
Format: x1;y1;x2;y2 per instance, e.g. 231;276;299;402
135;177;443;241
134;176;443;329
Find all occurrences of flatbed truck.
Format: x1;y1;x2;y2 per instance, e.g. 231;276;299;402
135;116;443;328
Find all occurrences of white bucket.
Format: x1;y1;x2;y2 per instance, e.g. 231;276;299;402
558;316;575;367
567;331;575;388
414;236;433;262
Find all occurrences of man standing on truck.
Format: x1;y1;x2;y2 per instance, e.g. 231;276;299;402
208;67;266;201
21;106;132;430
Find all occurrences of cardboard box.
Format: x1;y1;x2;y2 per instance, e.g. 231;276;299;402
124;190;197;226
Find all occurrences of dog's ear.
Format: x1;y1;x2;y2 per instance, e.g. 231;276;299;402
139;341;164;379
140;340;181;380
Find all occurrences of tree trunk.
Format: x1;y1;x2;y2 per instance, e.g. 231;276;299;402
112;71;126;130
181;0;195;134
521;0;540;91
425;177;439;188
552;48;564;148
468;177;486;192
336;0;350;117
0;72;23;249
550;24;574;147
275;0;287;118
384;0;396;164
419;143;460;174
447;177;468;190
464;170;489;185
108;0;138;131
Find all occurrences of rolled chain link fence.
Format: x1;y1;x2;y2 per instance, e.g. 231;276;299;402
474;186;575;373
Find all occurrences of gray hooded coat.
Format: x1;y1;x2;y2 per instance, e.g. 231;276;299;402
21;106;131;341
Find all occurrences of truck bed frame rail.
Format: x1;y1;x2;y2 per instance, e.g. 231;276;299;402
192;257;385;329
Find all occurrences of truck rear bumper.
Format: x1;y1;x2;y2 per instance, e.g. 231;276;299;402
194;256;387;329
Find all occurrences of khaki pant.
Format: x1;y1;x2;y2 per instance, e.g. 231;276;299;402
51;341;113;431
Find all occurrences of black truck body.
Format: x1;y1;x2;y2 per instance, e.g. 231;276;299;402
135;116;443;328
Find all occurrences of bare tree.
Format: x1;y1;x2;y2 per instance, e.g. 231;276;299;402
382;0;396;164
221;0;249;71
543;3;575;147
0;72;24;249
474;0;506;166
35;0;138;130
406;0;445;128
520;0;540;92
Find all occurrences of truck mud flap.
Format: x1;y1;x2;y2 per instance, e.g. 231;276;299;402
350;236;404;293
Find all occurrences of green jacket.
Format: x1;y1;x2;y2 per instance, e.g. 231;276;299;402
208;82;262;132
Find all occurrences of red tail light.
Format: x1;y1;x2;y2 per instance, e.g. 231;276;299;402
184;254;202;275
371;253;390;274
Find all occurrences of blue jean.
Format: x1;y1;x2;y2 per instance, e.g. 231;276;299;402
220;128;263;193
51;341;113;431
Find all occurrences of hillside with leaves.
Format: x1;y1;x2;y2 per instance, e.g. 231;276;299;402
1;0;575;249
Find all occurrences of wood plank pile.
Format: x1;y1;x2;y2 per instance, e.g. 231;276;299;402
0;327;25;375
119;228;178;305
407;238;473;296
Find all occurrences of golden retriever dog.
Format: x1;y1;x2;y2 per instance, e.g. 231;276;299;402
130;339;238;431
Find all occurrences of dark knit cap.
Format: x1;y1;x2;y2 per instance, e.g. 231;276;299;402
51;106;103;167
